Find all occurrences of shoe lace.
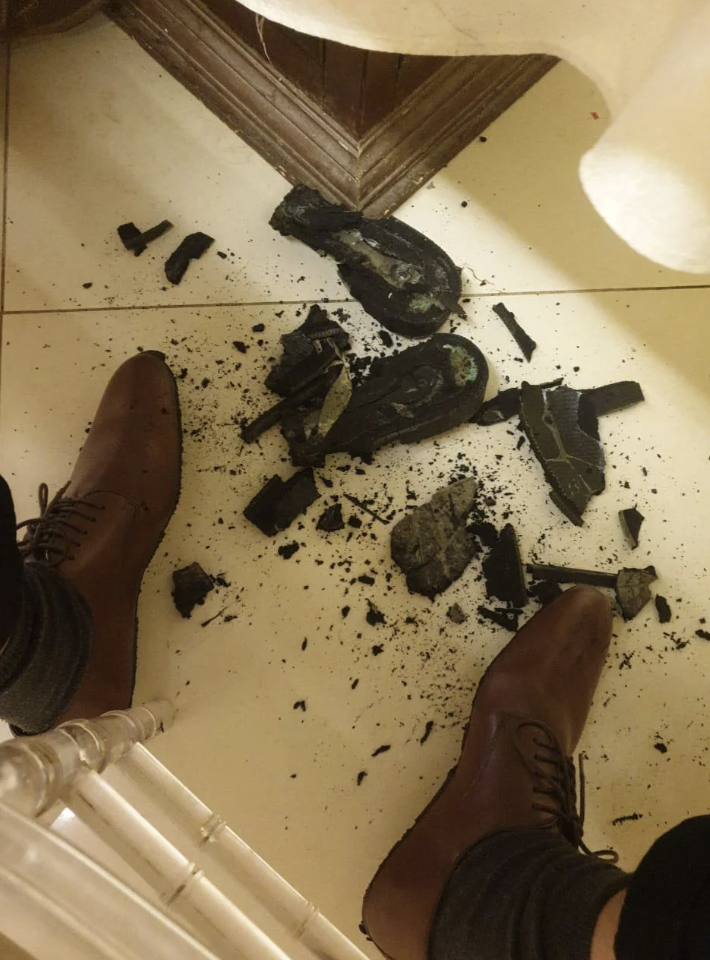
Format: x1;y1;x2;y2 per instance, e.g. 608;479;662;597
513;719;618;863
16;483;105;565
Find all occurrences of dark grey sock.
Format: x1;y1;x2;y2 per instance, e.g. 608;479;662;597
429;829;628;960
0;560;92;735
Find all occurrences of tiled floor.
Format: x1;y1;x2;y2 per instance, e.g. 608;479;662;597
3;13;710;951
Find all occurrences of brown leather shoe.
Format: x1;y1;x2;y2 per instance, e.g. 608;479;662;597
362;586;613;960
18;351;181;720
4;0;105;40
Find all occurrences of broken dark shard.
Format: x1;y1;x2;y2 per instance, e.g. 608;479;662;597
654;742;668;754
619;507;644;549
278;542;300;559
117;219;173;257
293;700;306;711
585;381;644;418
391;478;478;599
243;469;319;536
447;603;467;624
283;334;489;464
372;745;391;757
171;563;214;619
316;503;344;532
527;563;657;621
481;523;527;609
655;595;672;624
165;232;214;284
477;606;520;632
366;600;386;626
528;580;563;607
472;379;564;426
696;629;710;641
420;721;435;745
265;305;350;396
270;185;465;338
491;302;537;362
520;382;605;525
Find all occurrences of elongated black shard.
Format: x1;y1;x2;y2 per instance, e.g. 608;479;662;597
283;333;489;464
492;302;537;361
165;232;214;284
655;594;672;623
244;469;320;536
478;606;520;632
619;507;644;549
482;524;527;608
584;381;644;417
390;478;478;598
172;563;214;619
527;562;657;620
270;185;465;337
520;381;605;525
117;219;173;257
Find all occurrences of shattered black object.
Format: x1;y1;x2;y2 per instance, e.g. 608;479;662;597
482;524;527;608
491;302;537;362
520;382;605;525
241;361;342;444
585;381;644;418
477;606;520;632
266;305;350;396
316;503;344;532
165;232;214;284
117;219;173;257
420;721;435;744
243;469;320;536
655;595;672;624
172;563;214;619
472;379;563;426
527;563;657;621
390;478;478;598
447;603;467;624
283;334;488;463
619;507;644;549
270;185;465;338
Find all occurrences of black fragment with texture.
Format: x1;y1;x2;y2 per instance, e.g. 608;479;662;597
172;563;214;619
491;302;537;361
244;469;320;536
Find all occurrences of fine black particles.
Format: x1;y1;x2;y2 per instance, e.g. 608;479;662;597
527;563;657;621
270;184;466;337
243;469;320;535
619;507;644;550
117;219;173;257
481;523;527;609
316;503;345;532
165;231;214;284
447;603;468;624
655;595;672;624
491;302;537;362
172;562;215;619
391;478;478;598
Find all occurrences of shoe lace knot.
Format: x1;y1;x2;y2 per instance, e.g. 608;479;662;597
16;483;105;565
513;719;618;863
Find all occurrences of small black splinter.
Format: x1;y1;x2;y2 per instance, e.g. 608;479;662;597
270;185;465;338
619;507;644;549
527;563;657;621
655;595;672;624
165;232;214;284
117;219;173;257
492;302;537;362
316;503;344;532
391;478;478;598
244;469;320;536
172;563;214;619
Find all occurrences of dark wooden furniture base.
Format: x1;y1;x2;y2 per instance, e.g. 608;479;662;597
110;0;555;215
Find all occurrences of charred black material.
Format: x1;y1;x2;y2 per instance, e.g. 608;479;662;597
528;580;563;606
316;503;344;532
172;563;214;619
619;507;644;549
241;362;342;444
118;219;173;257
527;562;657;620
482;524;527;608
491;302;537;361
283;333;488;464
473;388;521;425
655;595;672;623
390;478;478;598
270;185;465;338
165;232;214;284
266;305;350;396
520;382;605;525
447;603;467;623
584;381;644;417
243;469;320;536
477;606;520;632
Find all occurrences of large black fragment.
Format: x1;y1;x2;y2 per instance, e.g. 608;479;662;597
527;563;657;620
472;379;563;425
282;333;488;464
172;563;214;619
244;469;320;535
477;606;520;632
491;302;537;361
520;382;605;525
390;478;478;598
270;185;465;337
266;305;350;396
316;503;344;532
165;232;214;284
118;219;173;257
584;381;644;418
619;507;644;549
655;595;672;623
482;524;527;608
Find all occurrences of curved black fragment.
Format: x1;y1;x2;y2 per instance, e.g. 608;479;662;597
491;302;536;361
165;232;214;285
585;381;644;417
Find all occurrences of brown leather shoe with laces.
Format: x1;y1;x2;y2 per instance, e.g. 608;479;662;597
362;586;613;960
17;351;181;721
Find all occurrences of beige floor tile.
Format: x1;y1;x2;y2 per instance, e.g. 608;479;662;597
3;289;710;941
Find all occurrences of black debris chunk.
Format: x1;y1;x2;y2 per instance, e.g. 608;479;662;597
696;629;710;641
482;524;527;608
82;282;93;289
366;600;386;626
283;334;488;464
371;644;384;656
585;381;644;418
612;812;643;826
654;742;668;754
372;744;391;757
391;478;478;598
528;580;563;607
447;603;467;624
655;595;672;623
344;494;389;525
473;387;521;425
520;382;605;525
270;185;465;338
241;362;342;444
378;330;394;348
165;232;214;284
619;507;644;549
293;700;306;711
265;305;350;396
172;563;214;619
278;542;300;559
316;503;344;532
491;302;537;361
528;563;657;620
244;469;319;536
478;606;520;632
357;771;368;785
420;721;435;744
117;219;173;257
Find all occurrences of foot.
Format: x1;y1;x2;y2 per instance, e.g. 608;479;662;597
362;586;613;960
18;351;181;720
